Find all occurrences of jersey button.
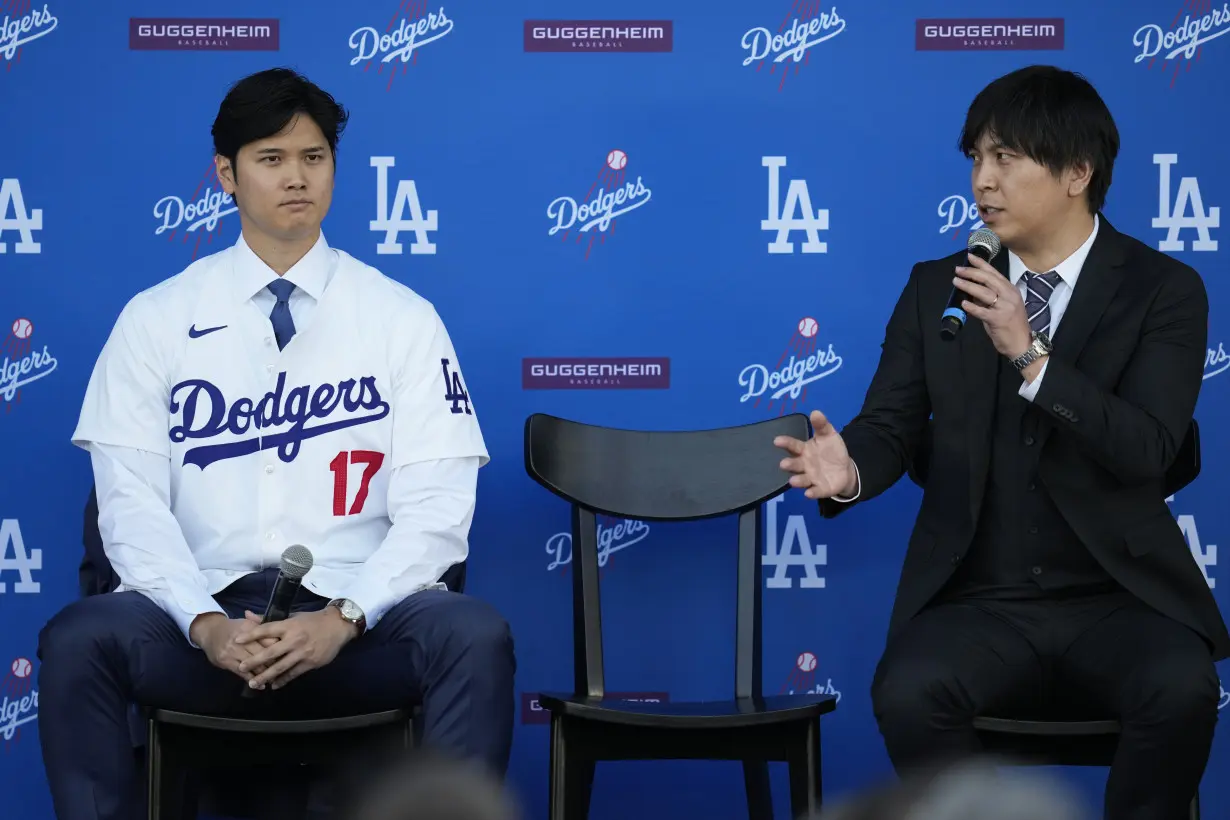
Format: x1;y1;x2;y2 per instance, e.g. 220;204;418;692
265;465;274;474
264;336;274;346
266;532;276;541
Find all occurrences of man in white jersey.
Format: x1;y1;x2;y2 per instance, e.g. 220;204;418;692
36;68;515;820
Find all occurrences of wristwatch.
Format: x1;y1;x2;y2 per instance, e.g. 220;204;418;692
1010;331;1053;372
326;598;367;633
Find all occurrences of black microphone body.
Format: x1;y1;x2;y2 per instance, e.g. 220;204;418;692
241;544;314;698
940;228;1002;340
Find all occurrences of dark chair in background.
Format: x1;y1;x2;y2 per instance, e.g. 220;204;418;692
80;486;467;820
523;412;837;820
907;418;1203;820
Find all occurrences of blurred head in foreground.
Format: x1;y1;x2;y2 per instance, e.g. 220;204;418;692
813;758;1091;820
344;751;520;820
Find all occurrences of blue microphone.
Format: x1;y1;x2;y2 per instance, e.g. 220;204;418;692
940;228;1002;340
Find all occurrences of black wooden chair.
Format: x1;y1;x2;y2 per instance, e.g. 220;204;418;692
523;412;838;820
79;486;467;820
908;418;1203;820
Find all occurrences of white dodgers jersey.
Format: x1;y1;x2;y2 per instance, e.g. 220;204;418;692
71;233;488;601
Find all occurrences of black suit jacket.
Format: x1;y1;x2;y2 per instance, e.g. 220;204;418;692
819;215;1229;661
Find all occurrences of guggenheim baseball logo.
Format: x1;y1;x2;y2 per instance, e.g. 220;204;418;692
521;692;669;724
524;20;672;52
129;18;279;51
915;18;1064;50
523;357;670;390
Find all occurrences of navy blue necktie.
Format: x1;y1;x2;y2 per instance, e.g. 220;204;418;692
267;279;297;351
1023;270;1062;336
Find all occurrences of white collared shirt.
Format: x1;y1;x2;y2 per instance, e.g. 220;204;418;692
72;232;489;643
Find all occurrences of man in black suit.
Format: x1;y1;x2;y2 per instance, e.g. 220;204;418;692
774;65;1228;819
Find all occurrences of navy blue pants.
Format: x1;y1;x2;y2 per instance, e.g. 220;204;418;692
36;569;516;820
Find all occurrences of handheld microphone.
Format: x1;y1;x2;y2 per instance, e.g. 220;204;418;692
241;544;313;698
940;227;1002;341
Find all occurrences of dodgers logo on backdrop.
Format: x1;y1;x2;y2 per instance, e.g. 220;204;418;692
349;4;453;91
1153;154;1219;252
1;657;38;745
779;652;841;700
0;3;57;63
154;164;237;260
1;317;57;411
545;517;652;573
370;156;438;256
547;149;652;260
1208;340;1229;379
0;519;41;594
740;6;846;91
738;318;842;416
168;371;390;469
1132;5;1230;86
764;495;826;590
762;157;829;254
0;178;43;255
938;193;984;239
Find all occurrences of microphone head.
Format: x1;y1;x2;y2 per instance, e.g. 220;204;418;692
280;545;314;580
967;227;1001;262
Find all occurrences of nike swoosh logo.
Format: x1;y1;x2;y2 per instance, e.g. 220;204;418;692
188;324;227;338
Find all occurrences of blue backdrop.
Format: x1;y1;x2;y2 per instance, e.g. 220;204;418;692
2;2;1226;818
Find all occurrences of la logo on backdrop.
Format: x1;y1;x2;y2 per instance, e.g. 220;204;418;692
546;149;653;260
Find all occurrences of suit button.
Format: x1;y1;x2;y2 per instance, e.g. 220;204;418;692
1031;566;1042;576
1024;435;1035;446
1027;482;1036;491
1053;403;1063;412
1028;525;1039;534
951;554;961;565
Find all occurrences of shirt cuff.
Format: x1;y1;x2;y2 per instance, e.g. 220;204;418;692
1017;358;1049;402
831;461;861;503
145;589;226;649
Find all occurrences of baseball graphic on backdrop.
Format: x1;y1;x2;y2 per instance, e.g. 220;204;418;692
606;149;627;171
11;318;33;339
797;317;818;338
796;651;817;672
12;657;33;678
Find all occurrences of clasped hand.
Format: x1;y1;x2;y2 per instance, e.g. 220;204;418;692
951;252;1034;359
197;608;358;691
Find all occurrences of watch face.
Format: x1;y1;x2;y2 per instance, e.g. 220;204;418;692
340;600;362;620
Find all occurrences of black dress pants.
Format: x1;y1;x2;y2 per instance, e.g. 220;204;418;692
871;590;1219;820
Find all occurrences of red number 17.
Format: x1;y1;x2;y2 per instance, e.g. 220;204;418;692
329;450;385;516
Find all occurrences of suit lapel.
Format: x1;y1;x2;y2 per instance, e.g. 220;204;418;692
1033;215;1128;449
961;247;1007;525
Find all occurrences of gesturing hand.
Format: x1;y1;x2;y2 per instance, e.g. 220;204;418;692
774;409;858;500
235;607;359;691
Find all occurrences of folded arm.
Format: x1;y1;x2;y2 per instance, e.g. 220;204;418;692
1030;267;1208;483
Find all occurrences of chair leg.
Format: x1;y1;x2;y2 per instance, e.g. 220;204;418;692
787;721;822;819
548;716;593;820
741;760;773;820
1189;790;1200;820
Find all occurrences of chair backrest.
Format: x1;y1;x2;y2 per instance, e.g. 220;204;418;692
522;412;810;701
907;419;1201;497
80;486;467;598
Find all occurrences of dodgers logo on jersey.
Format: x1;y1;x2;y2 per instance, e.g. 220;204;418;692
170;371;390;469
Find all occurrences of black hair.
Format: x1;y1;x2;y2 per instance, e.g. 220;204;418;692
211;67;349;177
958;65;1119;214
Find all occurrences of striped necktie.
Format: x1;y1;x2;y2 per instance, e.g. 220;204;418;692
1023;271;1062;335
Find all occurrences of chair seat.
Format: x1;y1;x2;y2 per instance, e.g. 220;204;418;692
150;707;411;734
536;693;836;729
973;716;1120;736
